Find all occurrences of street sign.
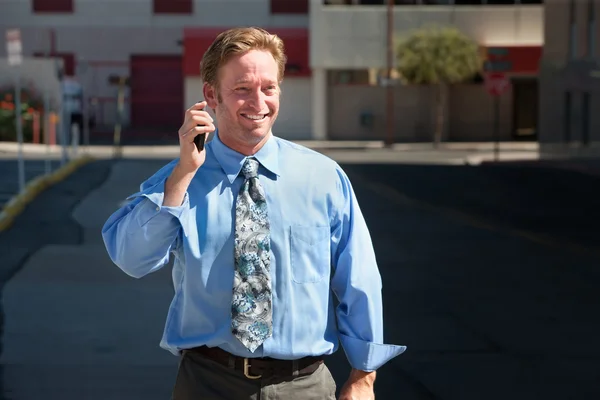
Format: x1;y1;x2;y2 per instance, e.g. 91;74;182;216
484;72;511;163
484;72;511;97
6;28;23;66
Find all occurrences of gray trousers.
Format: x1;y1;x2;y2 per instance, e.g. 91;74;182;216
171;350;337;400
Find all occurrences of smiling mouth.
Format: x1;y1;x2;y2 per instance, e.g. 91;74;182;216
241;113;268;121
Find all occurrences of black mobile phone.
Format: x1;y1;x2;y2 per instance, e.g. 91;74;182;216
194;102;206;151
194;128;206;152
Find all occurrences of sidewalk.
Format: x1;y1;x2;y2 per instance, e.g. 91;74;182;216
0;140;541;165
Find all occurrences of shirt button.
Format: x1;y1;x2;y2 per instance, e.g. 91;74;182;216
156;206;160;211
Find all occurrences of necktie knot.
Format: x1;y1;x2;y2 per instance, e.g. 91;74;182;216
241;157;259;180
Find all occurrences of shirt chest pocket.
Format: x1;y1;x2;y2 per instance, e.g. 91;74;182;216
290;225;331;284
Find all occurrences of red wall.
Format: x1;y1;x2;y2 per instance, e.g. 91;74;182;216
183;28;310;78
484;46;542;74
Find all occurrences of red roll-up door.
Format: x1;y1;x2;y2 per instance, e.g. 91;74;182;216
130;55;183;130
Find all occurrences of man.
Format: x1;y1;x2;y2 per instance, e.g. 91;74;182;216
102;27;405;400
60;75;84;146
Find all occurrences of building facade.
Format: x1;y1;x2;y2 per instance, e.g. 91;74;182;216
0;0;310;140
311;0;544;142
1;0;546;142
539;0;600;157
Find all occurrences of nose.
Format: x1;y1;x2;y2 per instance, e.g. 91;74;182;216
247;89;267;112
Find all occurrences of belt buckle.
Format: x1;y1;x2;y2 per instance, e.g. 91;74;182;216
243;358;262;379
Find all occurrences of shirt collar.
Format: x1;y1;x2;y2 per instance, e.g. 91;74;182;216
211;130;281;184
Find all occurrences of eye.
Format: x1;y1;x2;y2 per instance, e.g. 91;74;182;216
236;87;249;92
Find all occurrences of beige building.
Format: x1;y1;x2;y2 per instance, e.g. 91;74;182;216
539;0;600;158
2;0;551;143
0;0;310;140
310;0;544;142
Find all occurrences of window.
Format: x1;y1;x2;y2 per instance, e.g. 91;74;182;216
32;0;73;13
271;0;308;13
324;0;543;4
153;0;192;14
569;0;577;58
588;0;596;57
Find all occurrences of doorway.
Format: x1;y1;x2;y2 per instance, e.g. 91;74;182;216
130;55;183;131
512;77;538;140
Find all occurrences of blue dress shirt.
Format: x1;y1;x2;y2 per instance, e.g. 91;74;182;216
101;132;406;372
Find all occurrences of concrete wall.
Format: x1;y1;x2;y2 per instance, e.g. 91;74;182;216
538;0;600;155
310;1;543;69
328;83;513;142
0;0;307;29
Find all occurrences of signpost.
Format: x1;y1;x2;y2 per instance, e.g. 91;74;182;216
484;72;511;162
6;28;25;193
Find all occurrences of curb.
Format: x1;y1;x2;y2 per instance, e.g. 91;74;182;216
0;155;95;233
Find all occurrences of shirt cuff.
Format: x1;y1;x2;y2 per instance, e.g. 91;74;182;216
126;180;189;227
339;332;407;372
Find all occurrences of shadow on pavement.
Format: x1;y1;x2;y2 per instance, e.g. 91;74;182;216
329;163;600;399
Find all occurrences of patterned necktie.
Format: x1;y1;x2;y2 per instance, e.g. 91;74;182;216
231;157;272;352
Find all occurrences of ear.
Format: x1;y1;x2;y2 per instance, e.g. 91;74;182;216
203;82;218;111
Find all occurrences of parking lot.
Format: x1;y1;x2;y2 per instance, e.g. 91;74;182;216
1;153;599;399
0;160;61;209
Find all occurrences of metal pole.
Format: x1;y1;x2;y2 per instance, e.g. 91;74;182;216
60;90;69;165
494;95;500;162
113;77;126;158
385;0;394;147
15;68;25;193
71;117;79;158
43;89;51;175
83;93;90;151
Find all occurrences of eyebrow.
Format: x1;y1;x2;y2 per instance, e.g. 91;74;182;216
234;79;277;85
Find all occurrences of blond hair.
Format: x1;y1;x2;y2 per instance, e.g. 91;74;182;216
200;27;287;90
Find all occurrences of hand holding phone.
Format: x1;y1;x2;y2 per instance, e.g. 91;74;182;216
194;124;206;151
177;100;214;173
194;103;207;151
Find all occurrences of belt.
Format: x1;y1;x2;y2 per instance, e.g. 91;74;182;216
185;345;324;380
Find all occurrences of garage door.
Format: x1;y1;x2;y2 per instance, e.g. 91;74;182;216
275;78;312;140
130;55;183;130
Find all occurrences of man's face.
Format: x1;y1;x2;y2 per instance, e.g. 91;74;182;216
204;50;280;150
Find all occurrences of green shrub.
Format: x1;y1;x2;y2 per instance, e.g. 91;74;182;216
0;85;45;143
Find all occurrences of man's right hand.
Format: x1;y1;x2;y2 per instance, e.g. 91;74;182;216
177;101;216;173
164;102;216;207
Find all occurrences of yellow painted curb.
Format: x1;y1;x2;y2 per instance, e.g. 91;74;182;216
0;155;95;233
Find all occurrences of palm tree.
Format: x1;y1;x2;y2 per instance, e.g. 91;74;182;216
396;26;483;147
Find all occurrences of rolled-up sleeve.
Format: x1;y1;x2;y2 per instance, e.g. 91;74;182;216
102;160;188;278
330;168;406;372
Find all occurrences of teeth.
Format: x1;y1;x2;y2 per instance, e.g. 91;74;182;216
243;114;266;120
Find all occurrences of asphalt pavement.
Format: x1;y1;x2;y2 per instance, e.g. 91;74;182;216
1;153;599;399
0;160;61;209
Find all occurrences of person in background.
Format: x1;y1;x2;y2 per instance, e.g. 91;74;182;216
102;26;405;400
60;75;83;145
